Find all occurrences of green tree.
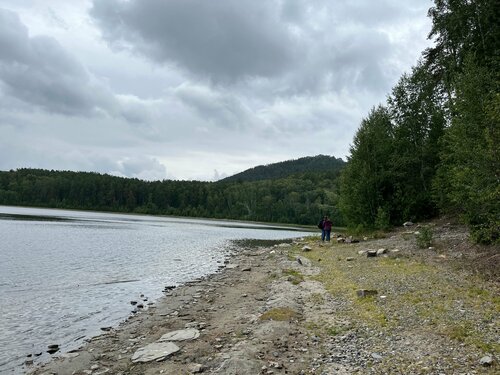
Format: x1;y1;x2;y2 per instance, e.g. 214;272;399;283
339;106;394;228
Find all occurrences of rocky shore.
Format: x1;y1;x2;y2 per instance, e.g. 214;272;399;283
29;221;498;374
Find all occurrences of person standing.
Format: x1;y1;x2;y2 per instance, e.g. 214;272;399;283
323;216;333;242
318;215;326;241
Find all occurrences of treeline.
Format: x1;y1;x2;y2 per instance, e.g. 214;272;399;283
339;0;499;243
0;168;342;226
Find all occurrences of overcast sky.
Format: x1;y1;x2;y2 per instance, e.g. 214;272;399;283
0;0;433;181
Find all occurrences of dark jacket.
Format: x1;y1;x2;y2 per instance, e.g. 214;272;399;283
323;219;333;231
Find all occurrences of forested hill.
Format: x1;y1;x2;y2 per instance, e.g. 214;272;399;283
0;165;342;226
222;155;345;182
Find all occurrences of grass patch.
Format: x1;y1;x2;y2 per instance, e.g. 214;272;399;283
282;268;305;285
260;307;299;321
305;320;347;337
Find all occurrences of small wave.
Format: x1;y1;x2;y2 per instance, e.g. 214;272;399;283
98;279;141;286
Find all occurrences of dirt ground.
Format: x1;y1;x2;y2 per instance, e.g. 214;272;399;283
28;221;498;374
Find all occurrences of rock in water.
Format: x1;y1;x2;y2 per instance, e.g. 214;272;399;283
47;344;59;354
159;328;200;342
131;342;180;363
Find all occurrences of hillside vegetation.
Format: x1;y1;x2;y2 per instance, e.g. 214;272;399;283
0;155;343;226
222;155;345;182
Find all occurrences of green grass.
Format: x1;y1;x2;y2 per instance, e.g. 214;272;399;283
281;268;305;285
260;307;299;321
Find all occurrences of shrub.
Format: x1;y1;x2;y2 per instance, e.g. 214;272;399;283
416;226;433;248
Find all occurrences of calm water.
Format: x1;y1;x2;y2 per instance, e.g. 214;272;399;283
0;206;312;373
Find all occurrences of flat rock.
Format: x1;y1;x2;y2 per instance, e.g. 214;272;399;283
159;328;200;342
131;342;180;363
302;245;312;252
403;221;414;227
367;250;378;257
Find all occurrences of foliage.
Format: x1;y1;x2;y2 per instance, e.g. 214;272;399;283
339;0;499;243
0;162;344;226
222;155;345;182
416;226;433;249
338;106;394;228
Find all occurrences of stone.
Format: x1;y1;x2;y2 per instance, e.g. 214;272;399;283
358;250;367;255
189;363;204;373
130;301;137;305
376;248;387;256
242;267;252;272
302;245;312;252
159;328;200;342
346;257;355;261
131;342;180;363
403;221;414;227
336;237;345;243
356;289;378;298
47;344;59;354
367;250;378;257
226;264;239;269
371;353;383;360
480;355;493;366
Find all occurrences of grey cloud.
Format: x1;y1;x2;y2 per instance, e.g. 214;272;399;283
173;83;255;129
90;0;296;82
0;8;106;115
0;8;154;123
89;0;426;96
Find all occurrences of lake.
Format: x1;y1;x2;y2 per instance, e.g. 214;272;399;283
0;206;312;373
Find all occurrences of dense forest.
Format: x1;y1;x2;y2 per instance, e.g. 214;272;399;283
1;1;498;243
0;155;344;226
222;155;345;182
339;0;499;243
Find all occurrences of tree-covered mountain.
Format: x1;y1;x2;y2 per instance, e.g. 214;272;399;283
221;155;345;182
